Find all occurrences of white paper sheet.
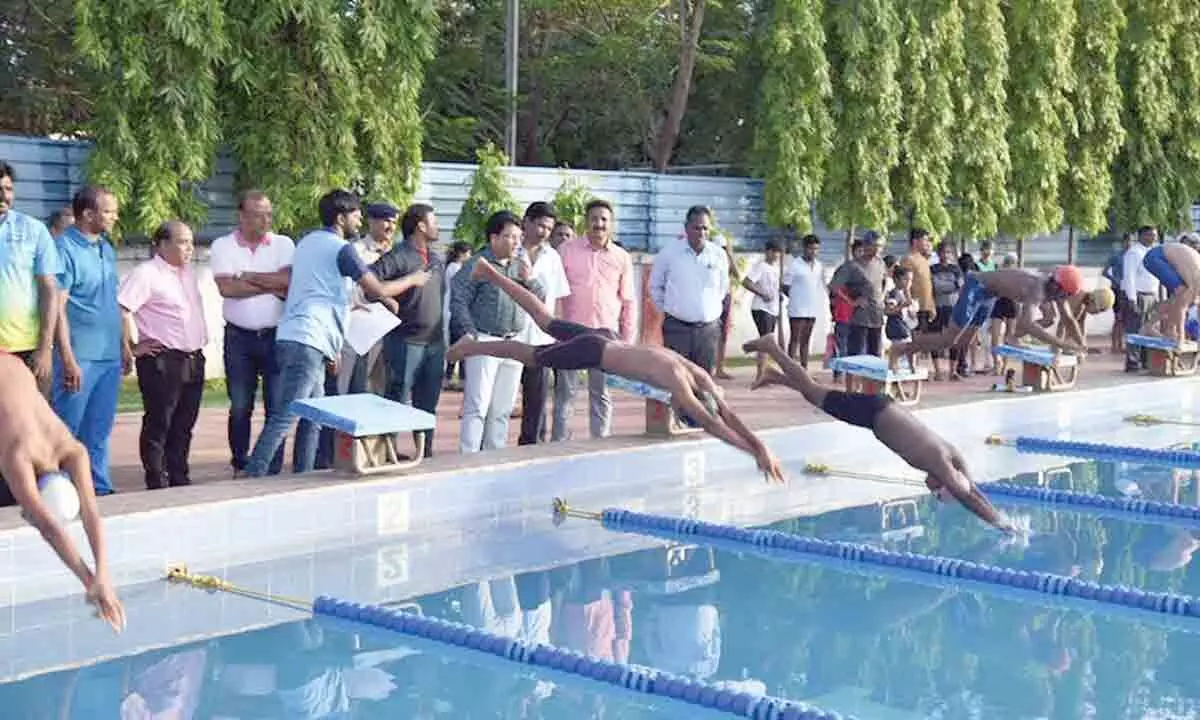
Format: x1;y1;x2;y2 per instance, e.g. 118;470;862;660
344;303;402;355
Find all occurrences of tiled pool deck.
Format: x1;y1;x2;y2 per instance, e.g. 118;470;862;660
2;351;1197;681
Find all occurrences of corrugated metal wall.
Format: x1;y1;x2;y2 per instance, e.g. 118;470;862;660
6;132;1191;267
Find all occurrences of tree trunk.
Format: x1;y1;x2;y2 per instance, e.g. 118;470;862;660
651;0;707;172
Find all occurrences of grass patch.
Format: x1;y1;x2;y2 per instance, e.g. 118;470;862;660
117;377;229;414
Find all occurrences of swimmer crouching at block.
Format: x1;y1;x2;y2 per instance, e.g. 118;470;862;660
0;352;125;631
743;335;1017;533
448;259;785;483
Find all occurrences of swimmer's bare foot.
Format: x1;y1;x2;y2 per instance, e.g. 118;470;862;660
742;335;780;355
751;367;786;390
470;258;497;282
446;336;479;364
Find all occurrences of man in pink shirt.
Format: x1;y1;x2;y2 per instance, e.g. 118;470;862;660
553;199;635;440
118;221;209;490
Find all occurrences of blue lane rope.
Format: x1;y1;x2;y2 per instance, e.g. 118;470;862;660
985;481;1200;525
985;434;1200;468
564;504;1200;620
313;596;848;720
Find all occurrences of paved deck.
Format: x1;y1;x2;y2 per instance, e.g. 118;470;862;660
102;349;1143;497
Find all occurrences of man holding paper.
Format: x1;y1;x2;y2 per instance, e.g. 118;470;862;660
368;203;446;457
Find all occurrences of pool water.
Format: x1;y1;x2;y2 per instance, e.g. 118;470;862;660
6;458;1200;719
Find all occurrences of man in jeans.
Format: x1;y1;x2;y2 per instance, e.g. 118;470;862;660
209;190;294;476
243;190;401;477
371;203;444;457
840;230;887;357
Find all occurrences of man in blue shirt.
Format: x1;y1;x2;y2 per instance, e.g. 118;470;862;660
0;160;61;389
1101;235;1130;355
244;190;402;477
53;186;127;496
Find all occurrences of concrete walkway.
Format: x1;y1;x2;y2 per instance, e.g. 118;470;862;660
101;348;1145;494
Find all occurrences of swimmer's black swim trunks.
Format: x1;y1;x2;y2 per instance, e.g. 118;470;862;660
820;391;894;430
532;320;618;370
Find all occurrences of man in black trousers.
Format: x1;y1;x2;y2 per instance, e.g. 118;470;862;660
515;202;571;445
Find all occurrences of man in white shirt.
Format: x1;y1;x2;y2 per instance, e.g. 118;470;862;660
516;202;570;445
649;206;730;374
1122;226;1161;372
782;233;825;367
743;239;784;382
208;190;295;475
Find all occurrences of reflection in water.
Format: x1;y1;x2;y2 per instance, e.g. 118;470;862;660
7;460;1200;718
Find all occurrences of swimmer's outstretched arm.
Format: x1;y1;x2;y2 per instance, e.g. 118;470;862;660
1014;301;1085;353
676;367;784;483
942;452;1013;532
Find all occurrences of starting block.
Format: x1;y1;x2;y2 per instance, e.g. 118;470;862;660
291;394;437;475
605;374;700;437
1126;334;1200;377
993;345;1079;392
829;355;928;406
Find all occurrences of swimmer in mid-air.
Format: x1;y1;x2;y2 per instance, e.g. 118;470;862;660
0;352;125;631
743;335;1016;532
448;259;785;483
887;265;1091;371
1141;241;1200;344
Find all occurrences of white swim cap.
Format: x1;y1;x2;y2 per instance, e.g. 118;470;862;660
37;472;80;524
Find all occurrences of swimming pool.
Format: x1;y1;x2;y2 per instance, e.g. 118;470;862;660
2;379;1199;717
5;453;1200;718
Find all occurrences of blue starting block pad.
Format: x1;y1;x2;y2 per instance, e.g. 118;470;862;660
994;345;1079;391
1126;334;1200;376
994;345;1079;368
291;394;436;475
605;374;672;403
829;355;928;406
1127;334;1199;353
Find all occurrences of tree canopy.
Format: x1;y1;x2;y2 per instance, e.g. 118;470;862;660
2;0;1199;238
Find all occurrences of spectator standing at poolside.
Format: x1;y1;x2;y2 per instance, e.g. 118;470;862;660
976;240;997;271
443;241;473;390
1122;226;1161;372
339;202;400;395
929;241;965;379
450;210;546;454
370;203;445;457
549;221;575;250
53;186;125;497
47;207;75;239
827;243;860;378
831;231;887;357
243;190;401;477
0;161;60;393
554;199;635;441
118;221;209;490
516;202;570;446
901;229;936;355
1102;235;1131;355
650;205;729;375
209;190;294;476
712;232;741;379
782;234;824;367
742;239;784;383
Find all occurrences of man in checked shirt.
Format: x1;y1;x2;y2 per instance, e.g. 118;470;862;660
450;210;546;454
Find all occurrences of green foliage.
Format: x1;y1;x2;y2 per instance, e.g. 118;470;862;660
1061;0;1126;234
551;175;594;233
221;0;364;233
818;0;903;232
1165;0;1200;228
950;0;1011;239
1001;0;1077;238
74;0;228;236
1113;0;1179;230
894;0;965;236
0;0;91;137
354;0;439;207
453;142;518;248
752;0;832;233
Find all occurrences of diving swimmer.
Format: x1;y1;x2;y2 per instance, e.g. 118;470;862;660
744;335;1016;532
447;258;785;483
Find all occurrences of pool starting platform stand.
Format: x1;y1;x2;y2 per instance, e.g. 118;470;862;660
291;394;437;475
993;344;1080;392
829;355;928;406
604;374;702;438
1126;334;1200;377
